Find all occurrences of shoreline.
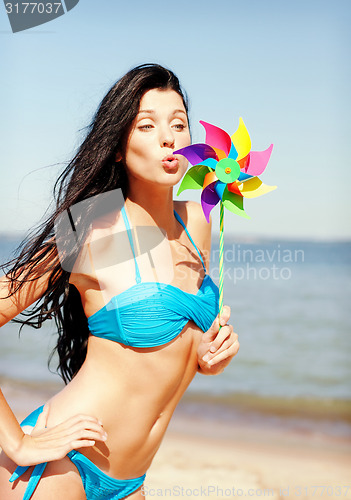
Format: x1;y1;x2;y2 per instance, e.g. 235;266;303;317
2;377;351;436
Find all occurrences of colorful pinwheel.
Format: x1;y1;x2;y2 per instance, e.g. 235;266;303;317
174;118;276;318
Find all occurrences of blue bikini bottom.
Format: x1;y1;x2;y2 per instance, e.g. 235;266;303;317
9;406;146;500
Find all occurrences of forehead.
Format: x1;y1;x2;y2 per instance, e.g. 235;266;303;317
138;88;186;114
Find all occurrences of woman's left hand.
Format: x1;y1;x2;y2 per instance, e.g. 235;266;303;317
197;305;239;375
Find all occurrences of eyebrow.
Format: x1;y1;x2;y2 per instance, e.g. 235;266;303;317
138;109;187;116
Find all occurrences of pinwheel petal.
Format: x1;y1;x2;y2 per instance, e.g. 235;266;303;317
199;121;232;157
231;117;251;161
174;144;217;166
213;147;227;161
238;177;277;199
238;171;253;182
227;142;238;160
227;181;243;196
203;171;218;189
177;165;210;195
214;180;226;200
195;158;218;170
222;188;250;219
238;154;249;171
201;182;220;223
244;144;273;176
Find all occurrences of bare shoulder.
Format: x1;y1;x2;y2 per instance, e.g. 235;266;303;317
174;200;212;270
174;200;211;238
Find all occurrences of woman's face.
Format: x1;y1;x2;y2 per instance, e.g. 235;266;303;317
122;88;191;189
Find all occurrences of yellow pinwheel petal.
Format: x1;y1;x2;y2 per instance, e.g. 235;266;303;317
231;117;251;161
238;177;277;198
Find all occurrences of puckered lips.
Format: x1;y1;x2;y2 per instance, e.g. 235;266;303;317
162;154;179;170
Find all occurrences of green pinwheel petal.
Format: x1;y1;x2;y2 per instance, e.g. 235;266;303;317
177;165;210;195
222;187;250;219
215;158;241;184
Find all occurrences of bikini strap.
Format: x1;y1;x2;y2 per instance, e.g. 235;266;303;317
173;210;207;274
121;205;142;284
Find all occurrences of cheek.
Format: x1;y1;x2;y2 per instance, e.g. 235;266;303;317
125;136;151;168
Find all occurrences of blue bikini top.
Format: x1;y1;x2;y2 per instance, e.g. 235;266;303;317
87;206;219;348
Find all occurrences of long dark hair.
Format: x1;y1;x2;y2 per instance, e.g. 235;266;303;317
2;63;189;384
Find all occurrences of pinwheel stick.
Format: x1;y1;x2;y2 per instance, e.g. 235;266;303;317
218;201;224;324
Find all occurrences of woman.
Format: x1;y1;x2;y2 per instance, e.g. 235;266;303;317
0;64;240;499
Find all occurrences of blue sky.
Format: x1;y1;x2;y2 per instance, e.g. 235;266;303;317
1;0;350;240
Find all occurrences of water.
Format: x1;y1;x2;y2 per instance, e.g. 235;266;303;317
1;235;350;423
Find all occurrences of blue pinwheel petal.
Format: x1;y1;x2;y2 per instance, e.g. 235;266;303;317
228;142;238;160
214;180;226;200
238;172;253;182
194;158;218;170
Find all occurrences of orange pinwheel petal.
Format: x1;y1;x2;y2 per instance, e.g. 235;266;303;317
203;171;218;189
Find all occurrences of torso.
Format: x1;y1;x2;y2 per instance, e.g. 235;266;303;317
46;200;210;479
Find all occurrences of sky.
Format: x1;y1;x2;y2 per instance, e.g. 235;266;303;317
1;0;350;241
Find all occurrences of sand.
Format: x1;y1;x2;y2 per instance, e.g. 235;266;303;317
144;412;351;500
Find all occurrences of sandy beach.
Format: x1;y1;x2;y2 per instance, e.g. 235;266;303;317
145;409;351;500
2;381;350;500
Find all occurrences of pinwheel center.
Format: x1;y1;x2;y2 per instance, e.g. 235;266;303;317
215;158;241;184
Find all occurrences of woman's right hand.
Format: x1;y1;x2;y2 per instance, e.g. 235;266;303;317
13;404;107;466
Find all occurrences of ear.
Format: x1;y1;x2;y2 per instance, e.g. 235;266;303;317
115;152;123;162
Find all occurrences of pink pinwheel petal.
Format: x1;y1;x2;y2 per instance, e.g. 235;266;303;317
201;182;219;223
244;144;273;176
199;121;233;157
174;144;217;166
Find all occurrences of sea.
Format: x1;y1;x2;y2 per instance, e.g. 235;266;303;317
1;235;350;436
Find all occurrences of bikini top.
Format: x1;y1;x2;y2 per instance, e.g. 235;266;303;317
87;206;219;348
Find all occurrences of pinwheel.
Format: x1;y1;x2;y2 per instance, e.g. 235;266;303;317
174;118;276;318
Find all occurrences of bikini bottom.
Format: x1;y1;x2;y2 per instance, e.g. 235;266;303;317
9;406;146;500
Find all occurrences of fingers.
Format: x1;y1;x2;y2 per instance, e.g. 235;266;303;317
202;305;231;343
206;332;240;366
32;414;108;449
219;305;231;327
209;323;232;353
202;326;239;364
17;414;108;466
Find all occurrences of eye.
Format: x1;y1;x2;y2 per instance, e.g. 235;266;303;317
138;124;154;131
173;123;186;131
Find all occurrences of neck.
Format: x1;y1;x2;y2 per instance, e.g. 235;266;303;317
124;184;179;237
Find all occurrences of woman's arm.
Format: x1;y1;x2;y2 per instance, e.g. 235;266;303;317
0;264;107;466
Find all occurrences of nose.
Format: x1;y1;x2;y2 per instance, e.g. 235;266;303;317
160;126;175;149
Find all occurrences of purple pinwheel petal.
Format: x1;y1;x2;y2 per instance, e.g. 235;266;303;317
199;121;233;157
244;144;273;176
174;144;217;166
201;182;219;223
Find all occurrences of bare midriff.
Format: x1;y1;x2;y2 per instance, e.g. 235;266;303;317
46;321;203;480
